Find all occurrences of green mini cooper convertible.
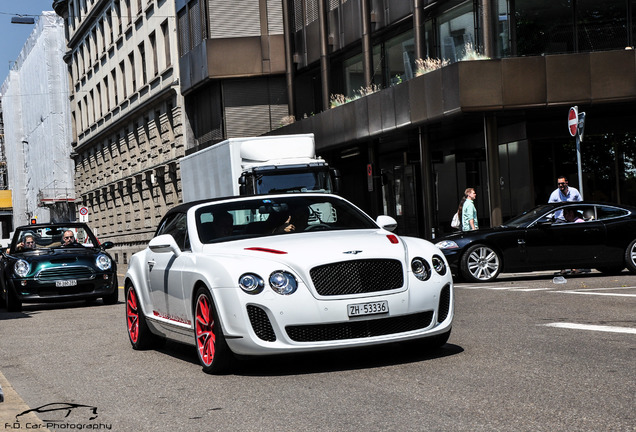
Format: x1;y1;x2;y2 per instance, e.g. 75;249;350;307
1;223;118;312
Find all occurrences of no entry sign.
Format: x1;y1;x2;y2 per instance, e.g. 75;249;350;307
568;106;578;137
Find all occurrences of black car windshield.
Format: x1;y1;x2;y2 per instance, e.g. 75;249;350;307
195;195;377;243
10;225;98;253
503;204;557;228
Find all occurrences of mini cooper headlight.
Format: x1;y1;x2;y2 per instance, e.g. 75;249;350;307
411;257;431;281
239;273;264;294
432;255;447;275
96;254;112;271
269;271;297;295
14;259;30;278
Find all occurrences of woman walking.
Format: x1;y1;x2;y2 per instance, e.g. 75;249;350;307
462;188;478;231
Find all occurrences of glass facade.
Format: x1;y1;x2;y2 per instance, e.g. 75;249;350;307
438;2;475;62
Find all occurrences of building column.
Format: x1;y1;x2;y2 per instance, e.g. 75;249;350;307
480;0;494;58
282;0;296;116
413;0;425;60
484;113;502;227
361;0;373;86
418;127;435;239
318;0;331;110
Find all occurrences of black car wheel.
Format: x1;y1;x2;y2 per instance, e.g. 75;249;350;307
125;283;161;350
460;244;501;283
625;239;636;274
194;286;233;374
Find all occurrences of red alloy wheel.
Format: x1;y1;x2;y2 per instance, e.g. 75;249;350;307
195;293;216;366
126;288;139;343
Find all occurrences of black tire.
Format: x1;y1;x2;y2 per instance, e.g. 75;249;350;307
193;286;233;374
460;244;501;283
125;283;161;350
102;279;119;305
595;266;624;275
625;239;636;274
6;288;22;312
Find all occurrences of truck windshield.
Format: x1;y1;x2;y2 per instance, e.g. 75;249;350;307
255;170;332;194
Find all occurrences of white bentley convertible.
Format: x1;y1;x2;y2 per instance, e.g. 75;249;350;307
125;194;453;374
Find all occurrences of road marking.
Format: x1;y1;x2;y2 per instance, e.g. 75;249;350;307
552;291;636;298
544;323;636;334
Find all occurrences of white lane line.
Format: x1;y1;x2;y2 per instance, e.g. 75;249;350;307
561;286;636;292
544;323;636;334
552;291;636;298
515;288;552;292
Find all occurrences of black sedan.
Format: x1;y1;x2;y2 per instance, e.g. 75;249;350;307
435;202;636;282
1;223;118;312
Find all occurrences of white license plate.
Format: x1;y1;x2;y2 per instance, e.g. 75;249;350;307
348;300;389;317
56;280;77;287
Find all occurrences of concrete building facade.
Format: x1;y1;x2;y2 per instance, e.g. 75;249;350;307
54;0;186;264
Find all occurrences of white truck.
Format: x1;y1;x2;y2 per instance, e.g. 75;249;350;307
179;134;339;203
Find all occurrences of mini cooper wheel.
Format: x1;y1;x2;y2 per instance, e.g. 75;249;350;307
194;287;232;374
460;244;501;283
625;239;636;274
125;283;160;349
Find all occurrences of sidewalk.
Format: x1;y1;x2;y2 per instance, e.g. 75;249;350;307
0;371;50;431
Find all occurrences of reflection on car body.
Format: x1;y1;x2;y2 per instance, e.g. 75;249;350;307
125;193;454;374
435;202;636;282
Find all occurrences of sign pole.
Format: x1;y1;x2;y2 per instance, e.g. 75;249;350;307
576;132;584;199
568;106;585;200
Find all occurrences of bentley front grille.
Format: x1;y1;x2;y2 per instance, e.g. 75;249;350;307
309;259;403;296
37;266;95;281
286;311;433;342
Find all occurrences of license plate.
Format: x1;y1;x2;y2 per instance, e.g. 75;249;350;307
56;280;77;287
348;300;389;317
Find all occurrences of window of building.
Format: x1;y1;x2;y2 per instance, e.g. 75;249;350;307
514;0;573;55
343;54;364;98
115;1;122;35
161;20;171;67
577;0;628;52
119;60;127;98
139;42;147;85
149;32;158;76
438;1;475;63
128;52;136;92
384;30;416;85
111;69;118;105
104;76;110;112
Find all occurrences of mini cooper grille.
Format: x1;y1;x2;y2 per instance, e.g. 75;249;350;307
309;259;403;296
437;285;451;323
286;311;433;342
247;305;276;342
37;266;95;281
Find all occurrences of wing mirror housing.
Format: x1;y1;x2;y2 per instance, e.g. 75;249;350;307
101;241;114;250
376;215;397;232
149;234;181;256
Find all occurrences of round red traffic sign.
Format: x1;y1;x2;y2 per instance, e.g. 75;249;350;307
568;107;578;137
79;206;88;216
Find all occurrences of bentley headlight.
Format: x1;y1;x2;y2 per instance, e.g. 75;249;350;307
411;257;431;281
96;254;112;271
435;240;459;249
239;273;264;294
14;260;30;278
432;255;447;275
269;271;297;295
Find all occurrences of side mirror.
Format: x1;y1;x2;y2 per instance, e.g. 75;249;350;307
376;215;397;232
149;234;181;256
101;241;114;250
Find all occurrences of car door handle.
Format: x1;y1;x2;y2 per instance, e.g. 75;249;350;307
583;228;600;233
147;260;155;271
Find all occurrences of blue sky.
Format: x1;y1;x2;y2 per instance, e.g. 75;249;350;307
0;0;56;85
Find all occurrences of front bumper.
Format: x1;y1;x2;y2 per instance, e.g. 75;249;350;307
8;273;117;303
216;277;454;356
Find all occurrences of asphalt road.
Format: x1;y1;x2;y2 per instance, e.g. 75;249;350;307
0;270;634;432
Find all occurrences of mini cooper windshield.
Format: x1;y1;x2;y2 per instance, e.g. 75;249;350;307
195;195;378;243
10;225;99;253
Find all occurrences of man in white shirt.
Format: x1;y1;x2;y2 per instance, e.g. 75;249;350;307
549;175;582;203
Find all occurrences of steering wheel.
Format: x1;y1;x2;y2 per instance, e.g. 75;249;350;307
304;223;330;232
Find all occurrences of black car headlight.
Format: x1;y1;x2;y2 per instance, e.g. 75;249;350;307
432;255;447;275
14;259;30;278
96;254;112;271
269;271;298;295
239;273;264;294
411;257;431;281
